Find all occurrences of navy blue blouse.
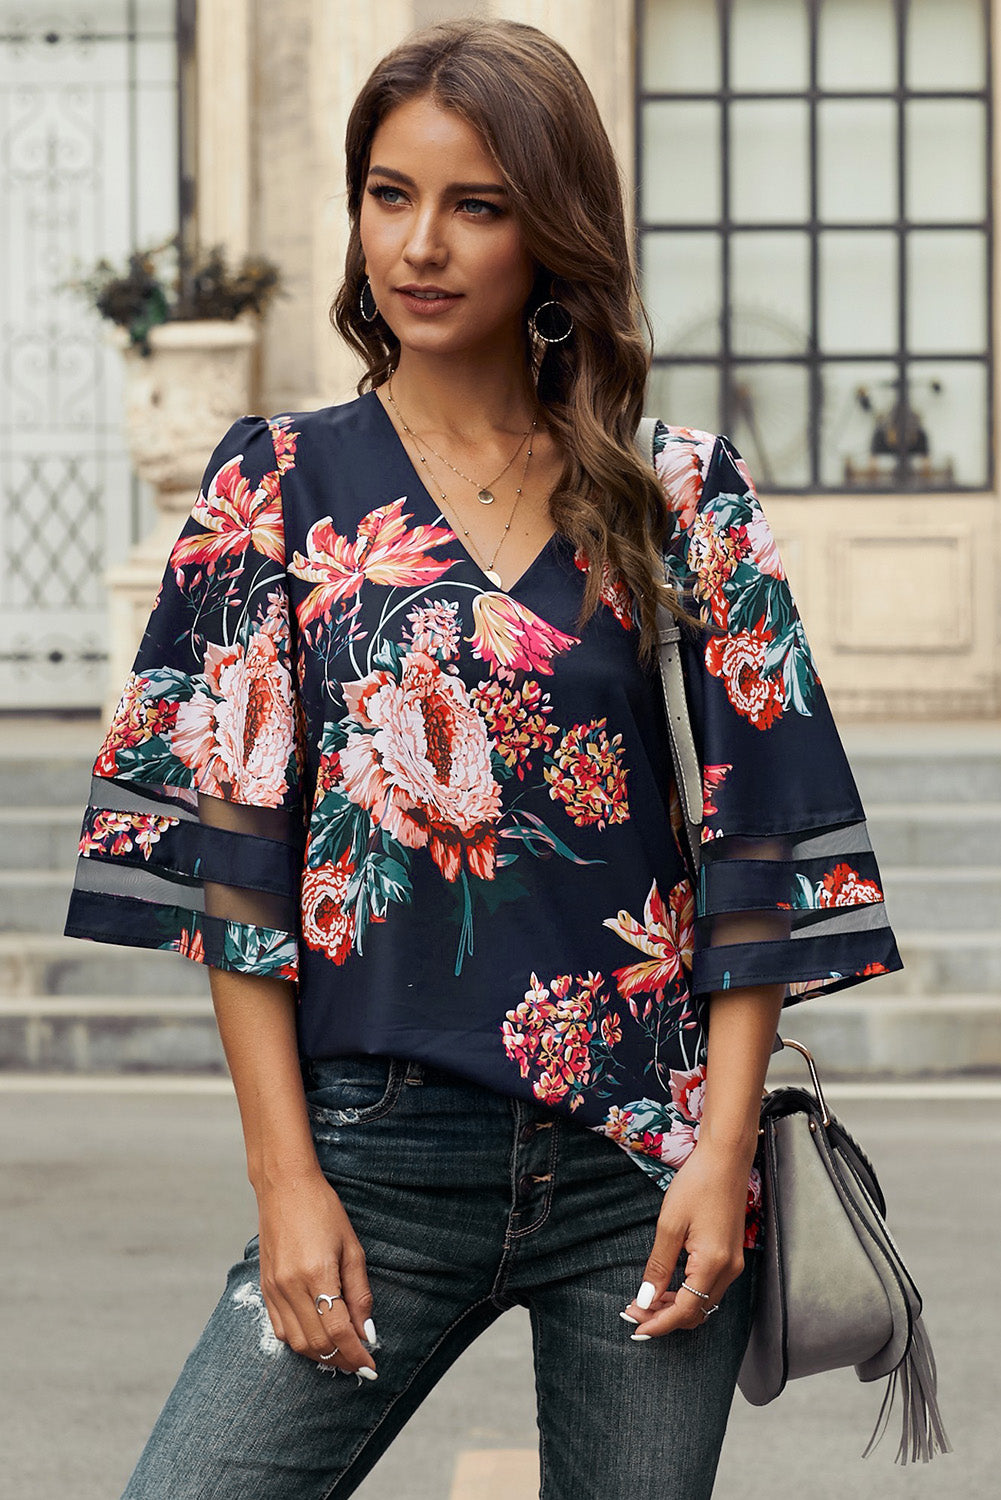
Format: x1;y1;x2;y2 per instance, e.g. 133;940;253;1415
64;391;902;1246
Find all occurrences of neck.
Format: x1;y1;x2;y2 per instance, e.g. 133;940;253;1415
385;344;539;439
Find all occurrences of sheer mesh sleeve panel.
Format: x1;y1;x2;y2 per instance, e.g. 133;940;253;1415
63;415;305;979
654;424;903;1005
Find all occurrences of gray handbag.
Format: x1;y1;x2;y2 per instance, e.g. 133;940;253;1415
636;414;951;1464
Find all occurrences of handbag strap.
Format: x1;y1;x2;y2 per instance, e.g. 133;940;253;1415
635;414;704;870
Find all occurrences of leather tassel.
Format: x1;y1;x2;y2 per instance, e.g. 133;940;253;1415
862;1317;952;1464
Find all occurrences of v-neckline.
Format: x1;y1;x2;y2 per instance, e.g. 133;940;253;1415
365;388;560;597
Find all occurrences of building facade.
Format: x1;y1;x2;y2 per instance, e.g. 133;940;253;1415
1;0;996;718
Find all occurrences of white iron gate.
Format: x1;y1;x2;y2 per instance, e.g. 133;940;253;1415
0;1;179;707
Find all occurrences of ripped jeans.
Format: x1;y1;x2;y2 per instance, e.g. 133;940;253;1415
121;1055;759;1500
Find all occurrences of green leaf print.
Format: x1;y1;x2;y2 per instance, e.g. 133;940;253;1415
307;789;370;869
222;921;297;974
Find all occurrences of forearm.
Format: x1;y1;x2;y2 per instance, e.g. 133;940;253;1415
208;967;322;1195
700;980;785;1169
699;867;790;1169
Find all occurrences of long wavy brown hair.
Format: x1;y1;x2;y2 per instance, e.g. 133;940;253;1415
331;17;683;665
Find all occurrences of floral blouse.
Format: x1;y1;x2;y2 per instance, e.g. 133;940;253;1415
64;390;902;1249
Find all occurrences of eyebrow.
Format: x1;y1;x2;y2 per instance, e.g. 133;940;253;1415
367;165;509;195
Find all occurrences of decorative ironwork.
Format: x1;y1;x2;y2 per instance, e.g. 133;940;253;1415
0;1;184;706
635;0;994;493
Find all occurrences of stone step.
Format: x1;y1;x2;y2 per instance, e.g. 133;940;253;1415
0;934;209;999
878;931;1001;996
0;991;996;1077
879;866;1001;931
842;724;1001;805
866;803;1001;866
0;807;83;870
0;995;224;1073
0;754;95;809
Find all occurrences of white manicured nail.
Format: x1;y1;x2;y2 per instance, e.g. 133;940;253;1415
363;1318;377;1343
635;1280;657;1309
630;1332;652;1341
619;1311;639;1324
356;1365;378;1380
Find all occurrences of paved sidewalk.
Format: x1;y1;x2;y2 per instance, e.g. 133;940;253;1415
2;1082;999;1499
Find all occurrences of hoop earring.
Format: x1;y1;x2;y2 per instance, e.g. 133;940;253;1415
359;276;379;324
530;298;574;344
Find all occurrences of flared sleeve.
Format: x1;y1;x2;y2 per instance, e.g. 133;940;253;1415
653;424;903;1005
63;414;305;979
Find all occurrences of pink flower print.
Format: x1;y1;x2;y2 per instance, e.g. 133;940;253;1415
603;877;695;1003
268;418;299;474
704;623;784;730
78;809;179;861
301;851;357;964
289;499;456;627
654;428;717;532
170;455;285;569
669;1064;706;1121
404;599;462;659
743;508;785;579
172;631;295;807
466;591;579;683
339;650;502;882
573;549;635;630
500;970;604;1110
702;763;732;820
544;719;629;829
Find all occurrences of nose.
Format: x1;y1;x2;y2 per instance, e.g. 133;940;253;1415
403;205;447;269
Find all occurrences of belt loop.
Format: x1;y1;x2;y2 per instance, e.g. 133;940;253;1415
404;1059;425;1086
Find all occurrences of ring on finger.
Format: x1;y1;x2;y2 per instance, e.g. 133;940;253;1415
315;1293;343;1314
318;1346;340;1361
700;1302;720;1320
680;1280;712;1303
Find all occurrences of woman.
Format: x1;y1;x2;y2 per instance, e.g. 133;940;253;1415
64;18;901;1500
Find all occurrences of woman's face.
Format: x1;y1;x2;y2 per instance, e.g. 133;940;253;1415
358;94;538;363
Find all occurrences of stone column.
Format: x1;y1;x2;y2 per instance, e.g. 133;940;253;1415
308;0;415;406
196;0;253;256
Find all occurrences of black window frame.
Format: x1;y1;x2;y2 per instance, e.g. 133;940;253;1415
634;0;995;494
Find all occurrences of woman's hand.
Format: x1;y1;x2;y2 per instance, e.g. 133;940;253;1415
256;1167;379;1378
620;1139;752;1337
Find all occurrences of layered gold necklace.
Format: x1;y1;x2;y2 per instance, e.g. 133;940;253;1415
386;377;538;588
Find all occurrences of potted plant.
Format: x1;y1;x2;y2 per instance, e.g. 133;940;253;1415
63;234;283;493
62;234;284;717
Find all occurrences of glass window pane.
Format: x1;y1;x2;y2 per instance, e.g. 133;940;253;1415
730;233;810;355
728;365;810;488
910;364;988;486
906;101;987;223
819;361;900;488
642;232;722;355
907;232;988;354
818;0;897;91
730;102;809;223
647;364;721;436
642;0;720;93
907;0;987;91
642;103;721;223
819;101;896;224
730;0;808;92
820;232;898;353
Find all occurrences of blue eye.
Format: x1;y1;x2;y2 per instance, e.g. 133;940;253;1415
459;198;502;217
368;184;407;205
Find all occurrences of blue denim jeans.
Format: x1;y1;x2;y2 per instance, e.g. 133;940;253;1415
122;1055;759;1500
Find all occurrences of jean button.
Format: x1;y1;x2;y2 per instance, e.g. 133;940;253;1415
517;1173;534;1197
518;1122;536;1144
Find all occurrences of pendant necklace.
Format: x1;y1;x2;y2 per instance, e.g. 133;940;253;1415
387;381;536;588
386;377;534;504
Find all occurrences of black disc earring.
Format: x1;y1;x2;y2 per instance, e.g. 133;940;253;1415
359;276;379;323
530;298;574;344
